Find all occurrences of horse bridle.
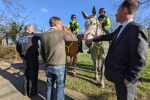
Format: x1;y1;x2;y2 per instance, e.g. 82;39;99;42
86;17;99;37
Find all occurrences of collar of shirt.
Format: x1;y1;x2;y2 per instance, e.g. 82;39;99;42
117;19;133;38
51;27;57;29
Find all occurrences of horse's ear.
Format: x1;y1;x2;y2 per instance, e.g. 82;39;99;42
82;11;88;19
92;6;96;17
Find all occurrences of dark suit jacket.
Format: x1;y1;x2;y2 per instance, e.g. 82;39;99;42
92;21;149;84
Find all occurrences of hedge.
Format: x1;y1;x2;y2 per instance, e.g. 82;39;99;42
0;45;20;59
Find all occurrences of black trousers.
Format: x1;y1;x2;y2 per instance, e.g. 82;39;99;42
115;81;138;100
23;57;39;97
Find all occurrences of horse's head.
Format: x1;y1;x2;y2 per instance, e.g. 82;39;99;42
82;6;104;48
61;24;72;34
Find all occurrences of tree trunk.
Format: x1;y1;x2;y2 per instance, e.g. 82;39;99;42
6;37;8;45
12;41;15;45
0;40;2;46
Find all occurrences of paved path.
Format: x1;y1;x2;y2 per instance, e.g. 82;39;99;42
0;56;95;100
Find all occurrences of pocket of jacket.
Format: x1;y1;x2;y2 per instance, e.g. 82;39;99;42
112;64;129;83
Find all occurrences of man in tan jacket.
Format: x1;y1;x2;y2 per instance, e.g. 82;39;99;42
41;16;90;100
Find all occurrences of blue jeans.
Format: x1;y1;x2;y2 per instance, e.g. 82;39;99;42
45;64;66;100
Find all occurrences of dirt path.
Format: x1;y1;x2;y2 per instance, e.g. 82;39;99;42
0;52;95;100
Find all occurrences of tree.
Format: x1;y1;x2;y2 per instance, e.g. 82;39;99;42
8;22;23;45
0;21;10;46
109;0;150;25
0;0;33;45
0;0;45;45
108;11;120;33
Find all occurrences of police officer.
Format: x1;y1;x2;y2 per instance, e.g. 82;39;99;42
98;8;111;34
68;14;83;53
16;25;41;97
87;8;111;53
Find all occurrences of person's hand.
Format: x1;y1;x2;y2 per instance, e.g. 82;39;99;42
73;31;76;34
124;80;131;87
85;39;93;45
85;27;91;35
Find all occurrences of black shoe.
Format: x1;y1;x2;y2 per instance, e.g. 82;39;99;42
29;90;41;97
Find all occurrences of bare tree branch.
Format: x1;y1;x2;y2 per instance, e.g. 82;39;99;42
109;0;150;26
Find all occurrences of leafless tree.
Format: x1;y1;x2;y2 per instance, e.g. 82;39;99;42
108;11;120;32
0;0;33;45
109;0;150;25
1;0;26;19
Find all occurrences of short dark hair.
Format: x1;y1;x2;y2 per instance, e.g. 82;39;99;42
121;0;140;15
49;17;61;27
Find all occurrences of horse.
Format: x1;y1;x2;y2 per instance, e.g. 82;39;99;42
61;24;78;76
82;6;109;88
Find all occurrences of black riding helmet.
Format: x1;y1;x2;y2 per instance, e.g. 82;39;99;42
71;14;76;19
99;8;105;13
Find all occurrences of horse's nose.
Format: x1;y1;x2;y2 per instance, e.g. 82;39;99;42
86;43;92;48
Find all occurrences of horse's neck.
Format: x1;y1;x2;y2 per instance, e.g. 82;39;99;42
93;28;105;45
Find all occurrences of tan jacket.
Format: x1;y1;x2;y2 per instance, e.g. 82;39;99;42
41;28;86;65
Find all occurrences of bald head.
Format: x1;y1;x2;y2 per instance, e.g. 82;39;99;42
25;25;34;34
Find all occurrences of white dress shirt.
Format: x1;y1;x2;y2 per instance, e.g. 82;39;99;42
117;19;133;38
51;27;57;29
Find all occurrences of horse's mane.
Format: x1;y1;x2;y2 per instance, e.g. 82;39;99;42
61;24;72;34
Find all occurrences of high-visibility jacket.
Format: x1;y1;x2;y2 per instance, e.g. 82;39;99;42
98;15;111;30
68;21;79;34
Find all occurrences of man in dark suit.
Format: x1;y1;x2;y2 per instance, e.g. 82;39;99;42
85;0;149;100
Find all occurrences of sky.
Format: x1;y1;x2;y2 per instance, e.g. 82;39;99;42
0;0;121;32
0;0;149;33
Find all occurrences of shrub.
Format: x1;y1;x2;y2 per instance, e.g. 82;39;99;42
0;45;20;59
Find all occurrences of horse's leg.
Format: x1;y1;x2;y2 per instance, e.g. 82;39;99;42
65;56;68;75
72;55;77;76
69;56;73;66
95;59;99;81
99;58;105;88
92;55;99;81
98;58;102;72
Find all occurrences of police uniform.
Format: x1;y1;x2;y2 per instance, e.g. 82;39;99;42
16;32;42;97
98;15;111;34
68;20;83;53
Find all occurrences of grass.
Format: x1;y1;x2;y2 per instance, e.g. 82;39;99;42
65;49;150;100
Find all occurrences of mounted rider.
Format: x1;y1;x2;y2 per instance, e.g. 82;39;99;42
68;14;83;53
87;8;111;54
98;8;111;34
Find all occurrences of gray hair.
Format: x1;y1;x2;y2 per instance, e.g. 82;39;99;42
49;17;61;27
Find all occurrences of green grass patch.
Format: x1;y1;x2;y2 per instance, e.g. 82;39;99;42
65;49;150;100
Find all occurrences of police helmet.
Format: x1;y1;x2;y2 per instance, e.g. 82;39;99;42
99;8;105;13
71;14;76;19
